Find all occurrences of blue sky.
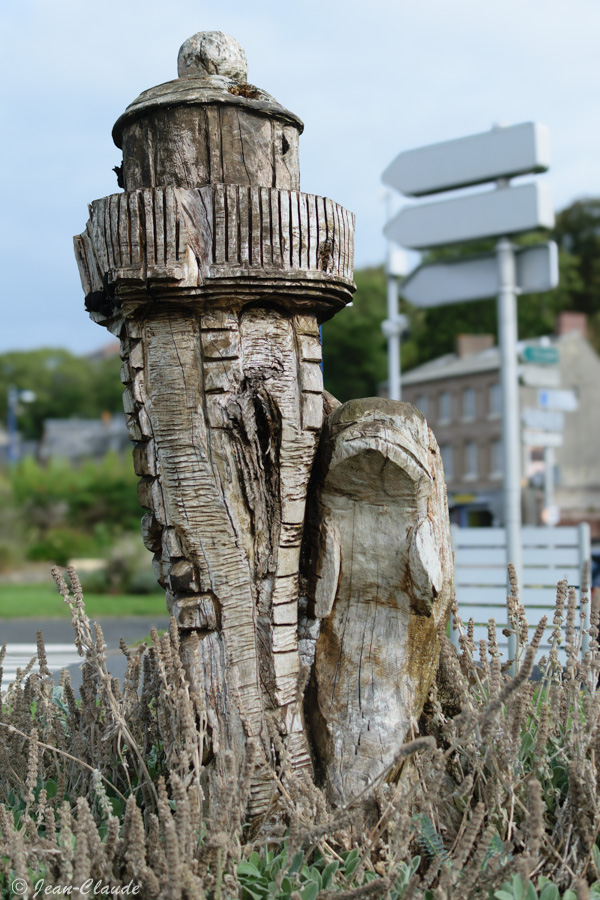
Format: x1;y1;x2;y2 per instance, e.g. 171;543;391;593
1;0;598;354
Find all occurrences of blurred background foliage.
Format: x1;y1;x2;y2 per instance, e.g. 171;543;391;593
0;348;123;441
0;453;156;595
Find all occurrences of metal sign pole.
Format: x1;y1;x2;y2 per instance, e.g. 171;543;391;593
496;234;522;665
385;192;401;401
7;385;19;465
386;269;401;401
543;446;555;521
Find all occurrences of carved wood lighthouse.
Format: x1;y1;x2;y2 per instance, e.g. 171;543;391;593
74;31;454;816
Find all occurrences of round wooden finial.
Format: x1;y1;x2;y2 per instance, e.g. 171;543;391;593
177;31;248;81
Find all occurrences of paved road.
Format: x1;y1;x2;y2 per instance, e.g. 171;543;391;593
1;616;170;691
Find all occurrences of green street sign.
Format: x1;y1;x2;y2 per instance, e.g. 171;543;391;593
521;345;559;365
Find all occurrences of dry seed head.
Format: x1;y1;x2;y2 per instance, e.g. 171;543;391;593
147;812;167;880
10;829;30;890
553;579;568;628
0;803;14;839
526;778;544;859
23;727;39;805
534;701;550;760
36;630;51;679
451;600;464;633
518;603;529;646
92;768;114;820
529;616;547;652
576;877;591;900
453;800;485;870
72;823;91;885
123;795;148;877
44;805;56;844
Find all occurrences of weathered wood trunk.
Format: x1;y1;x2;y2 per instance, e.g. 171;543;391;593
74;31;454;816
302;399;453;807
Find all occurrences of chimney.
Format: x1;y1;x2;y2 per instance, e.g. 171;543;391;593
556;311;587;338
455;334;494;358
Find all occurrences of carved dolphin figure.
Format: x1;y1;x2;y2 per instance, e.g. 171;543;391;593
302;398;454;808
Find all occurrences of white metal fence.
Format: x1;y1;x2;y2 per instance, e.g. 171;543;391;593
451;524;591;662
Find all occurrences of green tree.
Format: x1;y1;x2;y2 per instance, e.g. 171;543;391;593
553;197;600;341
321;267;388;401
0;348;123;440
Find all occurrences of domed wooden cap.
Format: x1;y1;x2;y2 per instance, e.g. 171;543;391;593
112;31;303;192
177;31;248;80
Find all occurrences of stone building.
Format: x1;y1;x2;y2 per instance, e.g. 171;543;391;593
397;314;600;536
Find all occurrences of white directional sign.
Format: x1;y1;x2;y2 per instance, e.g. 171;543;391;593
384;181;554;250
401;241;558;307
522;430;564;448
382;122;551;197
538;388;578;412
520;366;561;388
522;408;565;431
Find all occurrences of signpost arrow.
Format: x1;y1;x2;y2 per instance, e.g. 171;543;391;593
520;365;561;388
522;430;564;448
522;408;565;431
538;388;578;412
401;241;558;307
521;344;560;365
384;181;554;249
382;122;551;197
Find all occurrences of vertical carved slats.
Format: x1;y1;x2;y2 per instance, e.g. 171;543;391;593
238;186;250;267
289;191;301;270
298;192;309;271
269;188;281;269
250;186;262;267
77;185;355;297
128;192;143;268
260;187;272;268
225;184;238;264
279;190;291;268
142;189;155;269
213;187;227;266
73;235;93;296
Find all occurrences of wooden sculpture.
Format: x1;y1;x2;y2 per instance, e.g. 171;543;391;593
74;31;454;814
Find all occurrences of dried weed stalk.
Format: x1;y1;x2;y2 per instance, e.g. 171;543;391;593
0;566;599;898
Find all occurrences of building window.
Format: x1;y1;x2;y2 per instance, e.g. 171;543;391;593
438;391;451;424
491;439;503;478
462;387;476;421
440;444;453;480
464;441;478;479
489;382;501;417
416;393;428;416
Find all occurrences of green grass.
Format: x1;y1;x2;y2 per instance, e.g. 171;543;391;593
0;582;168;618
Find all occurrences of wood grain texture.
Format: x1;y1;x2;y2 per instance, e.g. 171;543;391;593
76;32;456;819
119;104;300;193
302;399;454;808
116;302;323;806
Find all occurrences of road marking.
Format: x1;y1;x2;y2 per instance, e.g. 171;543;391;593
1;644;81;687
